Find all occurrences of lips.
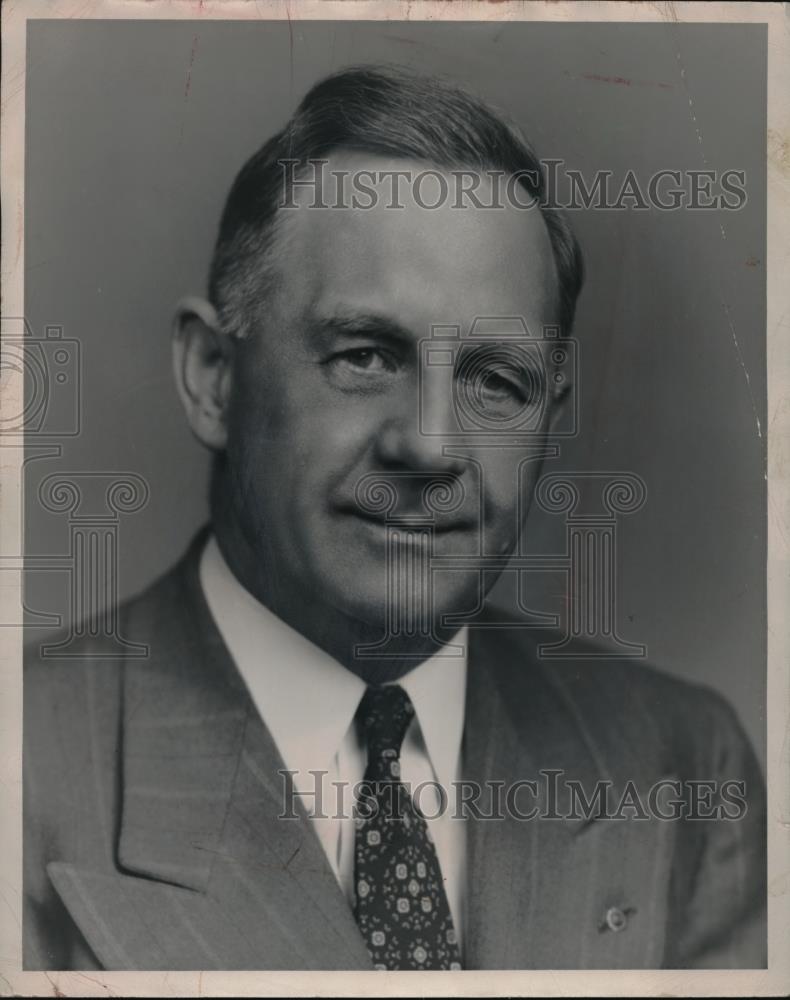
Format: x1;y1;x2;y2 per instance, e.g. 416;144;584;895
339;506;473;535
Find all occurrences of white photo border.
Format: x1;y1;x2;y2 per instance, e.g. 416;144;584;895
1;2;787;996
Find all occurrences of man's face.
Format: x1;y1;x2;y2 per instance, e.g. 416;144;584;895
221;154;559;640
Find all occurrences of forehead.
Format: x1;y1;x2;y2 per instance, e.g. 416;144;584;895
275;152;557;335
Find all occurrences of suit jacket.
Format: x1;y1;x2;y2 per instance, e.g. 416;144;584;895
23;530;766;971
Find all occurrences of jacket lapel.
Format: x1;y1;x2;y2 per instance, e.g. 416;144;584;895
463;622;675;969
52;534;371;970
204;691;374;969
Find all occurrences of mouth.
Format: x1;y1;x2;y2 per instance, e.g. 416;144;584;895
338;507;474;537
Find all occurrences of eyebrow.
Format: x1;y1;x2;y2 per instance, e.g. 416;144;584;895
310;311;417;348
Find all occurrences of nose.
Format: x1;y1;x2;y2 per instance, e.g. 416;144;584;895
374;373;466;477
375;417;466;476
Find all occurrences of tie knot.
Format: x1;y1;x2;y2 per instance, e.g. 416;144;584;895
357;685;415;760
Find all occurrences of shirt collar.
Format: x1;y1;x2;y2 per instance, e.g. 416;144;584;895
398;633;467;792
199;534;467;790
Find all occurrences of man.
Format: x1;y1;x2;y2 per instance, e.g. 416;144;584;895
24;66;765;971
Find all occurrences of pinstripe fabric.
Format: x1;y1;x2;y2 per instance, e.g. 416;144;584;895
24;529;767;970
461;630;677;969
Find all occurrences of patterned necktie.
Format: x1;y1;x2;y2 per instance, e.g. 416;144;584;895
352;684;462;971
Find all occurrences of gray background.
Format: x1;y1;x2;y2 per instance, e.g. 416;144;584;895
23;20;766;765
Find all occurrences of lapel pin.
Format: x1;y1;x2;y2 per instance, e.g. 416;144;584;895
600;906;636;933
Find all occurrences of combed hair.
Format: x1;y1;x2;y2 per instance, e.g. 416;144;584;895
208;65;584;338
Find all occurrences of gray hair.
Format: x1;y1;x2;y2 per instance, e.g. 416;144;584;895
208;64;584;339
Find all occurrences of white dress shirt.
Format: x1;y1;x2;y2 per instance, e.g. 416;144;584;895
199;535;468;947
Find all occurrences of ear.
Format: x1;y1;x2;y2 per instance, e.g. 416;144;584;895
172;296;235;452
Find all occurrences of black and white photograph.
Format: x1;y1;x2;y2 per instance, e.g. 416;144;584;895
1;2;788;996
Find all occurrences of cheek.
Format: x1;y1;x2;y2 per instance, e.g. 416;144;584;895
478;457;540;517
284;398;378;482
228;379;377;497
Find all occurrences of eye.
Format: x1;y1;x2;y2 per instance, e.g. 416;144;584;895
332;347;397;374
478;367;525;401
454;348;546;423
459;362;529;405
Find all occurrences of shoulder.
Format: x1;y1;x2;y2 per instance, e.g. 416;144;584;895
546;648;742;738
24;544;198;759
24;529;208;686
478;613;760;779
23;547;205;874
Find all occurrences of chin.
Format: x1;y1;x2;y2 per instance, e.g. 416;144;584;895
320;568;479;637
